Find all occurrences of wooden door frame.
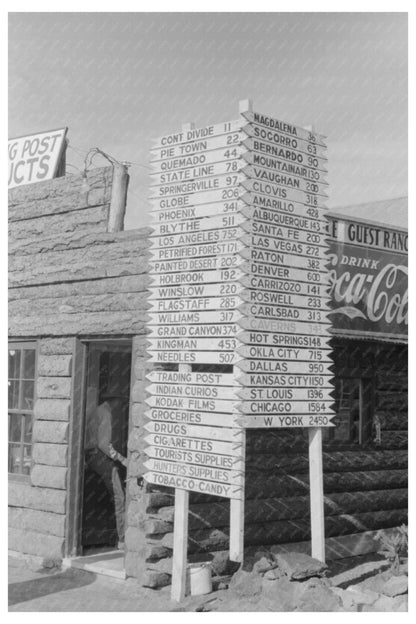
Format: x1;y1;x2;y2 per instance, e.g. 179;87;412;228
65;337;133;558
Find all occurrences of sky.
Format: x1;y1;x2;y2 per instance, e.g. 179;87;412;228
8;12;408;229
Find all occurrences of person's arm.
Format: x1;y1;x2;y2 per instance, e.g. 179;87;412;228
97;405;112;457
109;444;128;467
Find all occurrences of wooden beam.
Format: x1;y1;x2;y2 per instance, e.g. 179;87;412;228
308;427;325;562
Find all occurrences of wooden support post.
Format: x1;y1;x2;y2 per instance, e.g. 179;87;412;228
230;481;245;562
308;427;325;562
171;486;190;601
171;338;193;600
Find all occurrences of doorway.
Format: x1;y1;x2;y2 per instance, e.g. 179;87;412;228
81;341;132;554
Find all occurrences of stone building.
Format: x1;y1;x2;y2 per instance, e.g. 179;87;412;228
8;166;407;587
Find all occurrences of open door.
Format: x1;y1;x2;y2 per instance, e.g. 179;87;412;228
81;341;131;552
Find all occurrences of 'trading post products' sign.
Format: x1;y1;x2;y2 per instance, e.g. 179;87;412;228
8;128;67;189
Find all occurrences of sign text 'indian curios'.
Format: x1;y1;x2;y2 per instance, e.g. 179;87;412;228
144;106;335;501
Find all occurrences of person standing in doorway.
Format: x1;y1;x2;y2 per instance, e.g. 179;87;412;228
84;393;127;550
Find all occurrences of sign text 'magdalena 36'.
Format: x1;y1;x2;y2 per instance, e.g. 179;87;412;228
145;105;334;501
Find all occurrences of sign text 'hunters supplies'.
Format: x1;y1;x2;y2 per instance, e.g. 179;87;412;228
145;100;334;601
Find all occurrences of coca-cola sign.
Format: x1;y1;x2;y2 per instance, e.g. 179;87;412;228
327;215;408;342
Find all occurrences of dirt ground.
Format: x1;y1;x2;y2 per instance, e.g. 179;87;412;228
8;552;407;612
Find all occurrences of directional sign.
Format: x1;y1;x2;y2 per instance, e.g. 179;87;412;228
151;267;245;287
149;295;243;312
236;344;332;361
242;164;328;197
240;191;328;220
149;172;246;198
149;254;243;274
144;445;245;471
152;119;242;148
241;110;327;147
239;205;326;232
148;310;242;325
236;331;331;348
145;394;238;413
238;289;330;311
144;433;243;456
151;240;244;260
235;359;333;375
147;350;238;365
239;400;334;415
149;145;246;172
238;261;329;284
237;414;335;429
148;323;239;338
150;132;243;161
241;179;327;208
150;159;245;186
150;212;246;235
149;187;244;210
149;201;245;223
242;128;327;166
237;372;333;387
145;420;243;443
240;220;326;246
146;408;239;427
241;138;327;174
242;149;328;184
237;386;333;401
149;283;244;300
237;316;332;336
239;233;327;256
151;226;242;249
144;471;243;499
238;247;327;272
238;303;330;324
146;370;235;386
239;273;328;297
144;459;244;486
241;124;328;159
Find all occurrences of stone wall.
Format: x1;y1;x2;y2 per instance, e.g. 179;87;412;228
8;167;151;567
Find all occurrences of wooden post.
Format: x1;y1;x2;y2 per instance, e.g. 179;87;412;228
108;162;129;232
229;445;245;561
170;138;193;599
308;427;325;562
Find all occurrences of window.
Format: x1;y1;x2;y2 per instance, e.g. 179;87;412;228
8;342;37;475
324;377;374;445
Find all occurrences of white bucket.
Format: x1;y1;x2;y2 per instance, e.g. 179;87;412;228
187;563;212;596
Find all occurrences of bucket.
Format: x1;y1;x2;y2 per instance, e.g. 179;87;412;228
186;563;212;596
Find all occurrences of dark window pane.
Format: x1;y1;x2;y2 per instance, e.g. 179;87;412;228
21;380;35;410
8;380;20;409
8;443;21;473
8;349;21;379
9;414;22;442
23;349;36;380
22;445;32;475
23;415;33;443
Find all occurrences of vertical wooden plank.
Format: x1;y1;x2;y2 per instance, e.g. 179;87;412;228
308;426;325;562
171;359;191;602
65;338;87;557
171;487;190;601
230;484;244;561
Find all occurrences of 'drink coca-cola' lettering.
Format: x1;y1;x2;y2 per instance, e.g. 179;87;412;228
328;255;408;327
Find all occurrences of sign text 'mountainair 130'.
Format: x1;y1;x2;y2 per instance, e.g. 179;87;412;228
145;107;334;503
8;128;67;189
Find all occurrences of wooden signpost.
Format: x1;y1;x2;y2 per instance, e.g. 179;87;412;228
146;104;333;601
